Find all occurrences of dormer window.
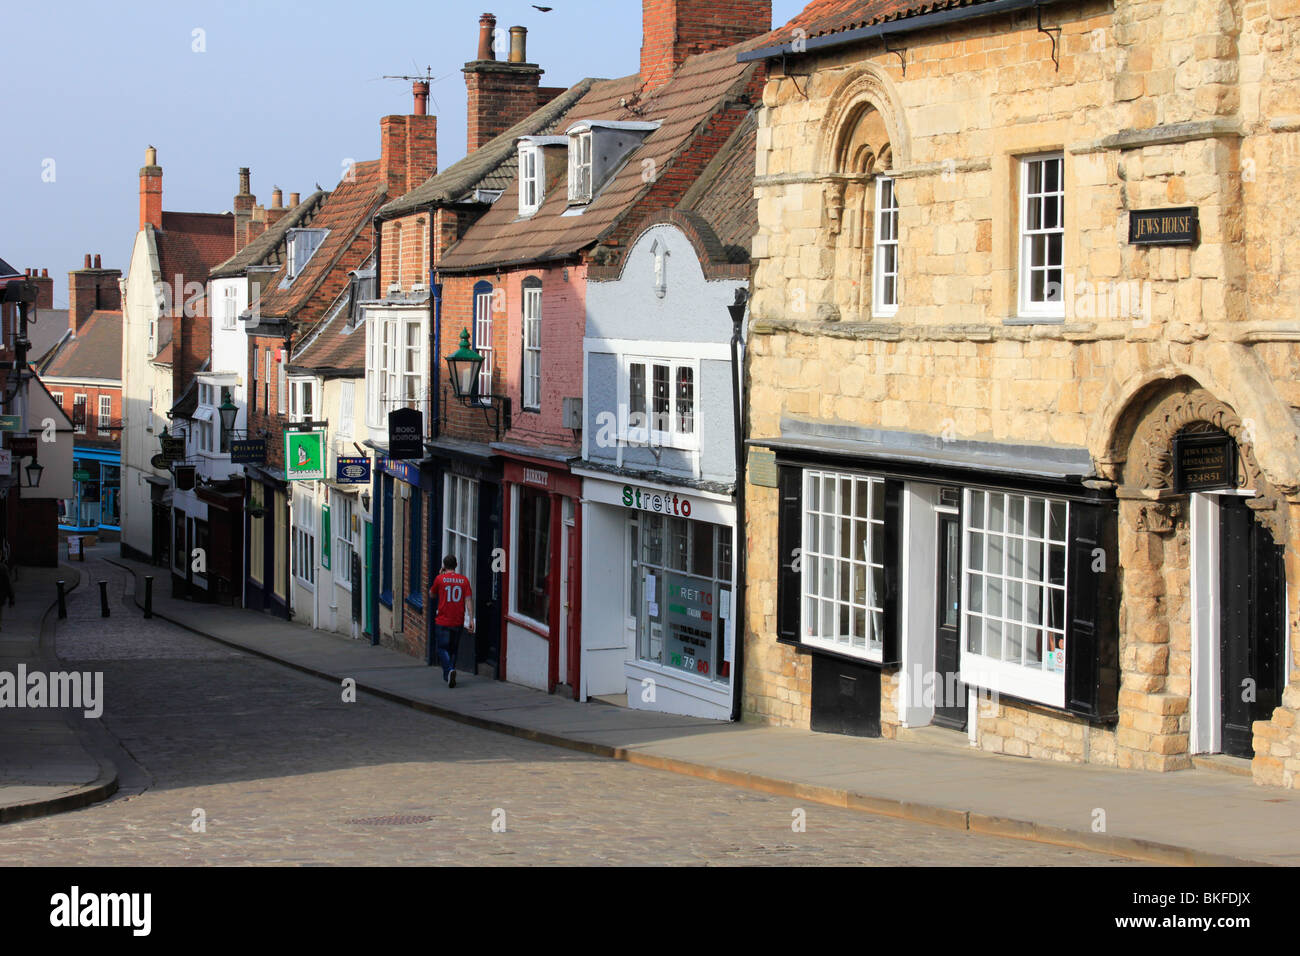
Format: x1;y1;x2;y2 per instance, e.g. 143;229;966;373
285;228;328;283
520;145;544;216
565;120;660;208
569;131;593;205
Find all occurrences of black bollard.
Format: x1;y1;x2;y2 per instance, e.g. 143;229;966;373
144;575;154;619
99;580;109;618
57;580;67;619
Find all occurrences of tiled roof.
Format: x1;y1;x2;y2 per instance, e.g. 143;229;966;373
41;310;123;382
378;80;598;220
210;190;330;278
678;108;759;263
253;162;384;321
767;0;1001;43
291;301;367;376
437;45;760;273
29;311;71;368
155;211;235;311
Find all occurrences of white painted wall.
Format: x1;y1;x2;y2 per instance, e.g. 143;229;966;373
580;497;631;698
507;622;549;691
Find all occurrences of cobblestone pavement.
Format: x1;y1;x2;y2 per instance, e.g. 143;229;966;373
0;558;1134;865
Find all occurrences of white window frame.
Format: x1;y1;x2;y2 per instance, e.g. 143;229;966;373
519;145;544;216
959;489;1069;708
288;377;316;424
286;228;327;282
509;483;551;631
73;394;88;435
1017;153;1065;319
293;490;317;589
474;291;494;405
98;395;112;435
443;474;479;584
222;285;237;330
338;381;354;439
334;491;356;590
873;176;899;316
277;352;287;416
800;469;888;663
366;311;426;427
569;130;593;204
523;285;542;410
620;356;698;450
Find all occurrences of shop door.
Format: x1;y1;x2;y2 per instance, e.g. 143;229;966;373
1219;496;1286;758
933;511;967;730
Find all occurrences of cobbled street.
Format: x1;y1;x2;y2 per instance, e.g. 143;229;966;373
0;560;1134;865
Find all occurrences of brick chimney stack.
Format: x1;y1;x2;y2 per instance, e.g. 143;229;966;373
28;269;53;310
139;146;163;231
68;255;123;335
234;167;257;252
464;15;549;155
380;82;439;199
640;0;773;92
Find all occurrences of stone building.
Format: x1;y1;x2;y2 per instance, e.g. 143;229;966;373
741;0;1300;786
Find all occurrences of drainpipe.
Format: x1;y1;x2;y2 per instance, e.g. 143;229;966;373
728;288;748;722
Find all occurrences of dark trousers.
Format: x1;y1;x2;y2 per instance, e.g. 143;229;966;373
434;625;463;678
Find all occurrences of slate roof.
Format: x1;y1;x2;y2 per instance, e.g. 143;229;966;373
210;190;330;279
678;108;759;263
0;257;18;278
438;44;761;273
378;80;599;220
42;310;123;382
253;162;384;322
29;311;71;368
155;212;235;299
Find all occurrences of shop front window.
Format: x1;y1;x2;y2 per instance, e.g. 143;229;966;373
634;514;733;684
513;487;551;625
961;490;1069;706
444;476;478;583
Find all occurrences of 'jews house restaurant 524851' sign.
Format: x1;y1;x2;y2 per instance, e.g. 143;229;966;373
1174;432;1237;492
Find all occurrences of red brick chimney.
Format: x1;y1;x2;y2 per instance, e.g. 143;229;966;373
139;146;163;231
234;167;256;252
68;255;123;335
380;81;439;199
28;269;53;310
640;0;773;92
463;14;546;155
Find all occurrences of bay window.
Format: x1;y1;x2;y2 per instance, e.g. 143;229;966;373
366;311;427;427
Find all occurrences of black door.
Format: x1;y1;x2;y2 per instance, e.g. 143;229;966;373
1219;496;1286;758
933;512;967;729
470;481;502;676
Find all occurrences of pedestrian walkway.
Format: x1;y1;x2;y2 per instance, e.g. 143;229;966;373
0;558;118;823
107;553;1300;865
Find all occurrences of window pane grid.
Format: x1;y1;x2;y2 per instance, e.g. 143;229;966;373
524;287;541;409
801;469;886;656
963;490;1067;670
1020;156;1064;310
874;177;899;312
475;293;494;404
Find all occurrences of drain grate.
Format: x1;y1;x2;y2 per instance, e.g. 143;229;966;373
346;814;435;826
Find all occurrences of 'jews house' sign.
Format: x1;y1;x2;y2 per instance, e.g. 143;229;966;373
1128;206;1199;245
1175;432;1237;492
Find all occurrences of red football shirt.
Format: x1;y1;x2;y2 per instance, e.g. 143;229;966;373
431;571;473;628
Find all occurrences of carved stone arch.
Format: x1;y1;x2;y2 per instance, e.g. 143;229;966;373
817;65;910;175
1117;378;1287;541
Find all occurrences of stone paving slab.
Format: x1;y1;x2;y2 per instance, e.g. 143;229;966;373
109;553;1300;866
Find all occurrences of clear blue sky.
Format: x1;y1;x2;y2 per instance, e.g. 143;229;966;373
1;0;806;306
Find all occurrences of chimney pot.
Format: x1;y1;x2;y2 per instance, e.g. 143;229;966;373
94;254;102;269
509;26;527;64
477;13;497;61
42;269;48;278
84;254;92;269
289;192;300;207
272;188;283;209
413;79;430;115
238;167;251;195
145;145;157;166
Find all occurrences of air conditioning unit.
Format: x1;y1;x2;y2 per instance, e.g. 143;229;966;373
562;397;583;430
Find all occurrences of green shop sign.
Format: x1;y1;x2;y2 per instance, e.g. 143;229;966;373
284;430;326;482
321;505;331;571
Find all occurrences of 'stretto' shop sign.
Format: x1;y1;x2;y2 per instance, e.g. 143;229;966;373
622;484;696;518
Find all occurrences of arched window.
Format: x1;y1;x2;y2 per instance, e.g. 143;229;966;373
828;101;897;319
521;276;543;411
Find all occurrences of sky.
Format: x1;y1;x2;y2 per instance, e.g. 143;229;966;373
1;0;807;306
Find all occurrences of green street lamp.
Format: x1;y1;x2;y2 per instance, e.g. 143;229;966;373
445;329;484;402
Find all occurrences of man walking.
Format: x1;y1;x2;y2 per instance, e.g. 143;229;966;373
430;555;474;688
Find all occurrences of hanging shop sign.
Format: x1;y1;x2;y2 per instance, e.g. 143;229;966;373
284;429;327;482
1174;432;1237;492
73;469;92;482
10;436;37;458
335;456;371;484
0;449;10;474
159;436;187;462
388;408;424;461
0;415;21;432
174;465;196;491
1128;206;1199;245
231;438;267;465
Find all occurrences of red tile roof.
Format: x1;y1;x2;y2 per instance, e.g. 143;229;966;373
437;43;762;273
41;310;123;382
254;161;385;322
775;0;999;40
155;211;235;312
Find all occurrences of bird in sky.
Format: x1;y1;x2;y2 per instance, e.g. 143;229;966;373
533;5;553;11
